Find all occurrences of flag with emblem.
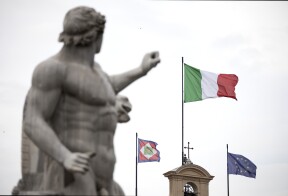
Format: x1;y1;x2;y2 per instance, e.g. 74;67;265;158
228;152;257;178
138;138;160;163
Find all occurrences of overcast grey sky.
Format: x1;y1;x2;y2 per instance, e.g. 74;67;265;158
1;0;288;195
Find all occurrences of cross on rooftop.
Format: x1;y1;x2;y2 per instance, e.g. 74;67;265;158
184;142;194;160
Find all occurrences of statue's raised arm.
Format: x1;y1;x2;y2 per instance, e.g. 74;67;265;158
110;51;161;93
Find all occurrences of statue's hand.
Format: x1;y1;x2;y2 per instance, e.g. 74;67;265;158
140;51;161;75
63;152;95;174
116;95;132;123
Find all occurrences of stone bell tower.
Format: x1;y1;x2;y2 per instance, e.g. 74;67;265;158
163;160;214;196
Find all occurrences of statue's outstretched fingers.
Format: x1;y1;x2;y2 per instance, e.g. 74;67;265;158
75;156;89;164
87;152;96;158
71;166;85;174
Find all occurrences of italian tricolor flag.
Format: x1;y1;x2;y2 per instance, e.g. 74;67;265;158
184;63;238;102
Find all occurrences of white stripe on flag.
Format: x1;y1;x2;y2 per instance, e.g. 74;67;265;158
200;70;218;99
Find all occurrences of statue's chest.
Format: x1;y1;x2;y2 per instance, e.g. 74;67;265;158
63;65;115;105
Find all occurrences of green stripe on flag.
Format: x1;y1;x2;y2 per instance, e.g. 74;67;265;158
184;64;202;102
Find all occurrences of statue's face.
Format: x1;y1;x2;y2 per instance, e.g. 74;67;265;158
94;33;103;54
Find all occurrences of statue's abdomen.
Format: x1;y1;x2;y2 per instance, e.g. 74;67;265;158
51;94;117;153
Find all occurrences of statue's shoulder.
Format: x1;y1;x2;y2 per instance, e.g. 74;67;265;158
93;61;109;76
32;57;67;89
93;61;102;70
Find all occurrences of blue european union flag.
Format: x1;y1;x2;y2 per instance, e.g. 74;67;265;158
228;152;257;178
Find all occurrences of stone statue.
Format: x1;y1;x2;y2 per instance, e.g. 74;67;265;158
13;6;160;195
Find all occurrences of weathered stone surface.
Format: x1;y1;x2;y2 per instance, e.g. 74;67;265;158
13;5;160;195
164;164;214;196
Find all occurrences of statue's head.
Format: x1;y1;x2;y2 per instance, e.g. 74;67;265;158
58;6;106;49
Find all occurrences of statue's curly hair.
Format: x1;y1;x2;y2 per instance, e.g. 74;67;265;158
58;6;106;46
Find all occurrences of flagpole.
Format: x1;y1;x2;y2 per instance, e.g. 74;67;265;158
227;144;230;196
136;132;138;196
182;57;184;165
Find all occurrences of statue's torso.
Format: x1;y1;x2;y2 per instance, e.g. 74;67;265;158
51;61;117;184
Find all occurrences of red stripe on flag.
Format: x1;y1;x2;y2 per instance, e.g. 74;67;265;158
217;74;238;100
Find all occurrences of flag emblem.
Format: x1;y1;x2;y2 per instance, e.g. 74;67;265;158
138;138;160;163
